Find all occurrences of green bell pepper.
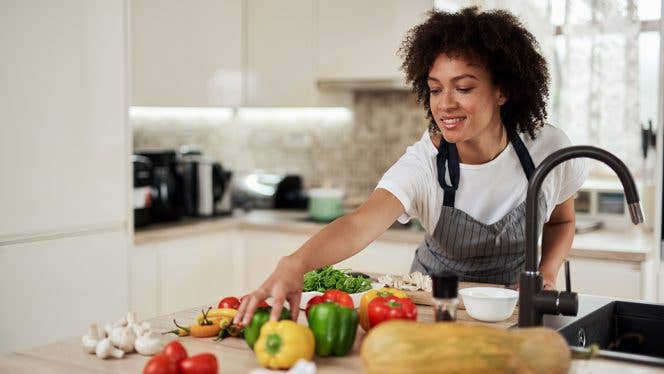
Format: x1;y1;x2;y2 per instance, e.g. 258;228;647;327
307;301;359;356
244;306;291;350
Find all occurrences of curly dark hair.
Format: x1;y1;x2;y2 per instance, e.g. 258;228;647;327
399;6;550;139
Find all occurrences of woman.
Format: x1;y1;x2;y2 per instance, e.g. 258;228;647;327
234;7;587;325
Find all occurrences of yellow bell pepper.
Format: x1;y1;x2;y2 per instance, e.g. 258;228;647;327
359;287;407;331
254;320;314;370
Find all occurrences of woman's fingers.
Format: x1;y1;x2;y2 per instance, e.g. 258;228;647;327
287;293;302;321
236;290;267;326
270;290;286;321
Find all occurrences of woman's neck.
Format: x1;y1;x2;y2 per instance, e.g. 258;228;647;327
457;124;508;165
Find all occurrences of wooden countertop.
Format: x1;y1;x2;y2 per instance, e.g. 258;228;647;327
134;210;651;262
1;298;660;373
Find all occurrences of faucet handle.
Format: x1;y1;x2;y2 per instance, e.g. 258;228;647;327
565;260;571;293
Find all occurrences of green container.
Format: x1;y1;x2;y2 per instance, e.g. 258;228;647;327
308;188;344;222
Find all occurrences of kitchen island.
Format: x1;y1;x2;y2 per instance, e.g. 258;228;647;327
0;297;661;373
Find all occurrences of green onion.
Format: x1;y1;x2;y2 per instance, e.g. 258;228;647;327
303;266;372;293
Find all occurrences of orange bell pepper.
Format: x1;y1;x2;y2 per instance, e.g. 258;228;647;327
359;288;407;331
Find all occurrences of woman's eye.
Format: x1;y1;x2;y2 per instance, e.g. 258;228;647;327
429;88;441;95
456;87;473;93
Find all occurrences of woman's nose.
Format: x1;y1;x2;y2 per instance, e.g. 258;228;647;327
437;90;457;110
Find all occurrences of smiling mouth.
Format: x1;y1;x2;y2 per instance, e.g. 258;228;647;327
441;117;466;129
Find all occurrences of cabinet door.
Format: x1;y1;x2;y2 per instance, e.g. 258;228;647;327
336;240;415;275
0;230;128;355
131;243;159;320
158;230;241;315
131;0;243;107
1;0;128;239
556;258;642;299
316;0;432;81
245;0;319;106
240;230;309;291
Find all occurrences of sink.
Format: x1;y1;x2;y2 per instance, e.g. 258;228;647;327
556;300;664;366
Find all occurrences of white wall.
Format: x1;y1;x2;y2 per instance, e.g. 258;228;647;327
0;0;131;354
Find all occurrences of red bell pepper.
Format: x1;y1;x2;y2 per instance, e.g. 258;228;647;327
367;295;417;328
305;290;354;317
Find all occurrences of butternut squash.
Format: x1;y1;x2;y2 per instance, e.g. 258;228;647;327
360;321;570;374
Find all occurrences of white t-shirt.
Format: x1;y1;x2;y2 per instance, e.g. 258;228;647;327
376;124;588;234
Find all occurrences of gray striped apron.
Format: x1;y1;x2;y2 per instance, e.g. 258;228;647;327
410;130;548;285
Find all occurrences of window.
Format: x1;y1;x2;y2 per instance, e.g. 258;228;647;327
434;0;663;179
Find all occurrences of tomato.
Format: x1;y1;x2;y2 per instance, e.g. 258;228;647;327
217;296;241;309
367;295;417;328
240;294;269;308
162;340;187;367
321;289;354;308
305;295;326;317
179;353;218;374
143;354;177;374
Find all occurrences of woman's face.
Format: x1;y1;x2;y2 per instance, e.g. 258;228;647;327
428;53;506;145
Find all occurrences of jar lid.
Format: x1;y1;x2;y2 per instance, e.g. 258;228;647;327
431;271;458;298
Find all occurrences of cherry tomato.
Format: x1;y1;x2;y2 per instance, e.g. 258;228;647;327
240;294;269;308
217;296;241;309
162;340;188;367
143;354;177;374
180;353;218;374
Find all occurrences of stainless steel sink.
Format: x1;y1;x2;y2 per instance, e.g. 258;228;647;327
543;296;664;366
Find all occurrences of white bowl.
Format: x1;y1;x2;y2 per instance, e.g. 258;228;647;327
458;287;519;322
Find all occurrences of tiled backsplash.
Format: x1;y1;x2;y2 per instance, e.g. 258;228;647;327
132;92;427;201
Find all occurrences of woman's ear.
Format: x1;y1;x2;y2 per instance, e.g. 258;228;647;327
496;90;507;106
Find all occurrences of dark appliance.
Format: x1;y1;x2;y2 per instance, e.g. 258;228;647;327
132;155;152;227
136;150;184;222
178;150;231;217
275;175;308;209
232;172;307;210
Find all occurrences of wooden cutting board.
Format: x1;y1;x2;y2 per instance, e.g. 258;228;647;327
365;272;518;310
405;282;513;310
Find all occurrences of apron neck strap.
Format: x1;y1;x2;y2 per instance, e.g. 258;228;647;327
438;128;536;207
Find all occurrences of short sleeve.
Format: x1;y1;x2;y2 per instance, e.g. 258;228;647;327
375;152;429;224
556;158;588;205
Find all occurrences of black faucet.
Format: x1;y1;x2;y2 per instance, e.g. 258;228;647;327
518;146;644;327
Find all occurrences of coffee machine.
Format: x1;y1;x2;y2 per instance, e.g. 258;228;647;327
179;146;232;217
135;150;185;223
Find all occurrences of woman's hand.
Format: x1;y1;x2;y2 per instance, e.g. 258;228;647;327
542;278;556;290
233;255;305;326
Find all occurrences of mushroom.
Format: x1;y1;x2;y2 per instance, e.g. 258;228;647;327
110;325;137;353
81;324;103;354
134;330;163;356
95;338;124;359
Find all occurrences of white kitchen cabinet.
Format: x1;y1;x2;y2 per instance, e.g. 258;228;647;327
157;230;241;315
130;242;160;320
244;0;320;106
336;240;415;276
555;257;642;299
1;0;128;240
239;229;309;291
0;230;128;355
131;0;243;107
315;0;432;83
132;230;243;318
